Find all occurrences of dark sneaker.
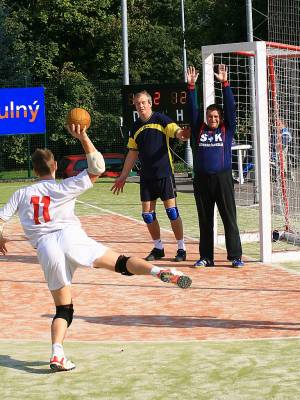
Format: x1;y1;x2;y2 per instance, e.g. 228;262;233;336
193;258;215;268
157;268;192;289
232;259;244;268
174;249;187;262
145;248;165;261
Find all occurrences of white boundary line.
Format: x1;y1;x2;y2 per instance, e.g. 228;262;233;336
76;199;198;242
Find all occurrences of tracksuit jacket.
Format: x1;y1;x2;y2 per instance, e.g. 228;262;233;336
187;81;242;261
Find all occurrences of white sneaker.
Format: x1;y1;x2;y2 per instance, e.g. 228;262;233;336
50;355;76;372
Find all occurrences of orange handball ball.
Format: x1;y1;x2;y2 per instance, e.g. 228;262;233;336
66;108;91;130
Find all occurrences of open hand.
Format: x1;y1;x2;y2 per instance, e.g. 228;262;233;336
0;237;9;255
214;64;228;83
186;66;199;86
111;176;126;195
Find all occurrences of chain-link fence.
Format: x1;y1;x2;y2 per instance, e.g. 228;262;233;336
0;77;191;181
0;78;126;180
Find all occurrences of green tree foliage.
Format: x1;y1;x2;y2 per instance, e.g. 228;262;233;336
1;0;268;84
0;0;267;165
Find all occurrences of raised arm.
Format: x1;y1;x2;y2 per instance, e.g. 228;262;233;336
186;66;200;131
66;124;105;183
215;64;236;131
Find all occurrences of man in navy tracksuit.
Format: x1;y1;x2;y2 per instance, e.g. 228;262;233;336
186;64;243;268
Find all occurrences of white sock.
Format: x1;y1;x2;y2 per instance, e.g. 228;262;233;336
150;266;161;276
154;239;164;250
177;239;186;250
52;343;64;358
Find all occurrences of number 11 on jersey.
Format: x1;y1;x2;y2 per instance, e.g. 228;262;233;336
31;196;51;224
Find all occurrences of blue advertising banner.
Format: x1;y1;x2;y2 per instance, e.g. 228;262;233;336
0;87;46;135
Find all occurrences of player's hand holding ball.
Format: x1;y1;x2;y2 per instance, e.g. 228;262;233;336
67;123;88;141
65;108;91;140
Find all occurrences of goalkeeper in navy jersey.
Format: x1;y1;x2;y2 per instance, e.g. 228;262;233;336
111;90;190;262
186;64;243;268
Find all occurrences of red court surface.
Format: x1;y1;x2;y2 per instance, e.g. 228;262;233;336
1;214;300;342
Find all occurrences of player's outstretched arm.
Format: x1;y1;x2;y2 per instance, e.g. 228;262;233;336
111;150;139;195
66;124;105;183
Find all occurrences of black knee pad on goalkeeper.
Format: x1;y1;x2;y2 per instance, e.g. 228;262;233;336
53;304;74;327
115;255;134;276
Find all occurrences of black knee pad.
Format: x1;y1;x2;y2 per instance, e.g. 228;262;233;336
115;255;134;276
53;304;74;327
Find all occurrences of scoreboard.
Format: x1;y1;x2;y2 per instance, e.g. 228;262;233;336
121;83;189;129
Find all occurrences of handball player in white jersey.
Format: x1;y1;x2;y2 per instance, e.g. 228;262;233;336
0;123;192;372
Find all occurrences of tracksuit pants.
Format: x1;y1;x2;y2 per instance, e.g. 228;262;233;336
193;169;242;261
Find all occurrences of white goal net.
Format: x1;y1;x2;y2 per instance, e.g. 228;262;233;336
202;41;300;262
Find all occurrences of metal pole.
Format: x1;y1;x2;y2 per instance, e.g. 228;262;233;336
27;135;31;178
180;0;187;81
121;0;129;85
246;0;259;203
246;0;254;41
180;0;193;169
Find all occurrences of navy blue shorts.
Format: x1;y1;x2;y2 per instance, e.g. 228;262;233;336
140;175;177;202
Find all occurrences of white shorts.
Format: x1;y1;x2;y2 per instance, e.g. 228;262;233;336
37;225;108;290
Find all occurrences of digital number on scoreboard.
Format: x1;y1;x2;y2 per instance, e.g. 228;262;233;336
122;83;189;128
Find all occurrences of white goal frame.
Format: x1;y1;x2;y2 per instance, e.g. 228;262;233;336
201;41;300;263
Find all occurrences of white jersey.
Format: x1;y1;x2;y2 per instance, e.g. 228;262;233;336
0;170;93;248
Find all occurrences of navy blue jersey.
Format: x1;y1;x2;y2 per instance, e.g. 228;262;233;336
188;82;236;174
127;112;180;179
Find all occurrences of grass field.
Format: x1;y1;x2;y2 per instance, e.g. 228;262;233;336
1;178;300;400
1;340;300;400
